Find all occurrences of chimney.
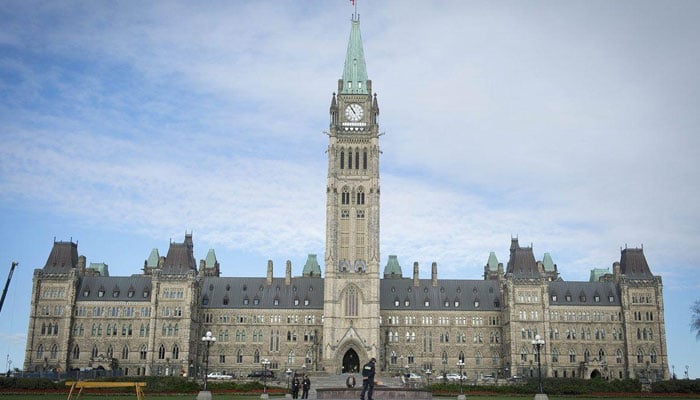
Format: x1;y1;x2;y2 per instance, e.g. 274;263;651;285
431;262;438;287
285;260;292;285
266;260;273;285
413;262;420;287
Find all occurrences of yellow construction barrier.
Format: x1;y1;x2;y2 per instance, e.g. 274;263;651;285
65;381;146;400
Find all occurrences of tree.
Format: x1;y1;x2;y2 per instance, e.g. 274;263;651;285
692;299;700;340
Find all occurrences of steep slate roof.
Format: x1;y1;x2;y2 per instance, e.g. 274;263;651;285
341;16;369;94
162;234;197;274
505;238;540;277
43;241;79;273
380;278;501;311
548;280;620;306
383;255;403;278
76;276;153;302
619;247;653;279
200;277;324;310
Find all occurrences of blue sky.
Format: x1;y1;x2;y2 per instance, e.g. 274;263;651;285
1;0;699;377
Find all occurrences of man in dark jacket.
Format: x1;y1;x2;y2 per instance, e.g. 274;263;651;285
360;357;376;400
301;375;311;399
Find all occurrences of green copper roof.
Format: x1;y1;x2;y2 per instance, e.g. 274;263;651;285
88;262;109;277
205;249;217;269
589;267;610;282
341;17;369;94
302;254;322;277
542;252;556;272
146;248;159;268
383;255;403;278
487;252;499;271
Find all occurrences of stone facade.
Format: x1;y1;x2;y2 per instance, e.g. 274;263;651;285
23;15;668;383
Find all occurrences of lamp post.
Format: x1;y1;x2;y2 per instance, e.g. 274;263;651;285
456;359;465;400
425;368;432;386
531;334;547;399
284;367;292;399
198;331;216;400
261;358;271;397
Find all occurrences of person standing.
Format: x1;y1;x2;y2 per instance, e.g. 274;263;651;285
360;357;376;400
301;375;311;399
292;375;300;399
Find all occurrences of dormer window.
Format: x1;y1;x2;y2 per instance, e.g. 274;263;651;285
474;300;480;308
304;299;310;306
551;295;558;302
112;290;119;298
394;299;400;307
294;298;300;306
424;300;430;307
565;294;572;302
404;300;410;307
243;298;249;305
98;289;105;298
454;300;460;307
594;295;600;303
358;82;362;88
143;289;150;298
253;298;260;305
348;82;352;89
127;290;135;298
83;289;90;297
273;298;280;306
609;295;615;302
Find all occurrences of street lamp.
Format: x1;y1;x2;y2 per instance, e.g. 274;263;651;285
286;367;293;394
261;358;271;394
201;331;216;391
425;368;432;385
456;359;465;395
531;334;545;394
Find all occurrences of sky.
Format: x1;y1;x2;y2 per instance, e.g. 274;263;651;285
0;0;699;378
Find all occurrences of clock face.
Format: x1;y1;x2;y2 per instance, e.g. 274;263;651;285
344;103;364;122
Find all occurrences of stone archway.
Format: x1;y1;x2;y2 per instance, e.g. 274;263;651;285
342;348;360;373
590;369;602;379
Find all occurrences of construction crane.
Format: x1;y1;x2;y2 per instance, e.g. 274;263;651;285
0;261;18;315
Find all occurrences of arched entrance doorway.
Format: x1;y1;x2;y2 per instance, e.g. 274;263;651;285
590;369;602;379
342;349;360;373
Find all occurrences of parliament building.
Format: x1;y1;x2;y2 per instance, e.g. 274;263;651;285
24;15;668;383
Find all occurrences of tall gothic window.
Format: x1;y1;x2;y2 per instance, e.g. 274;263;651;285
356;187;365;205
355;150;359;169
345;286;358;317
72;344;80;360
158;344;166;359
342;188;350;205
348;150;353;169
122;345;129;360
363;150;367;169
340;151;345;169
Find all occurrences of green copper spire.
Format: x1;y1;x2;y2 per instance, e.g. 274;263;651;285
341;16;369;94
302;254;322;277
146;248;160;268
205;249;218;269
383;255;403;278
542;252;556;272
486;252;499;272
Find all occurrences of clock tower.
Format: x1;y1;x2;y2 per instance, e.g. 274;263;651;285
323;14;381;373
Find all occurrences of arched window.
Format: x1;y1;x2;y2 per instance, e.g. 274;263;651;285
254;349;260;364
49;344;58;358
391;351;398;365
458;351;465;363
569;349;576;363
363;149;367;169
584;348;591;362
342;187;350;205
172;344;179;359
356;187;365;205
650;348;657;363
340;150;345;169
288;350;295;364
122;345;129;360
140;345;147;360
158;344;166;360
92;344;98;359
348;149;353;169
355;148;359;170
72;344;80;360
616;349;623;363
441;351;447;365
636;348;644;363
552;348;559;363
345;286;358;316
475;352;482;366
106;344;114;359
521;347;528;362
